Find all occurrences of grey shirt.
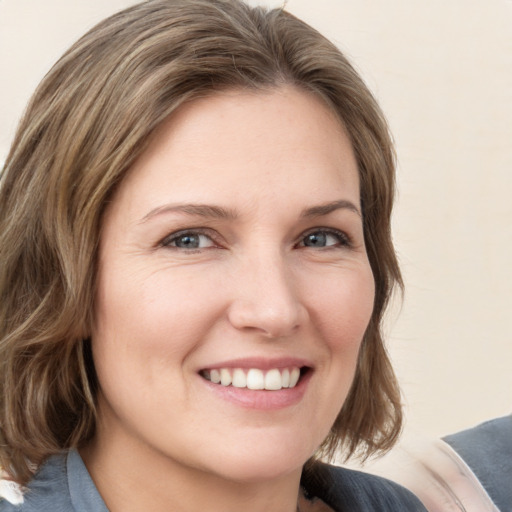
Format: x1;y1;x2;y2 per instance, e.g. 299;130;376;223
0;450;108;512
0;450;426;511
444;414;512;512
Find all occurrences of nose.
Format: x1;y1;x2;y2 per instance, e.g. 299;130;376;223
227;251;308;339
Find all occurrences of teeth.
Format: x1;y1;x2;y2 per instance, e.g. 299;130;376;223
203;367;303;391
289;367;300;388
210;369;221;384
281;368;290;388
232;368;246;388
220;368;232;386
247;369;264;390
264;369;282;390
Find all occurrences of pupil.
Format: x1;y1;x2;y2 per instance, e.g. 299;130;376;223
306;233;326;247
177;235;199;248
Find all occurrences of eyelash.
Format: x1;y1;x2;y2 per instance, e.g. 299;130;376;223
160;229;218;251
296;228;352;249
160;227;353;251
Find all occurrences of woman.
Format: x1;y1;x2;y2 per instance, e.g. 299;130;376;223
0;1;427;510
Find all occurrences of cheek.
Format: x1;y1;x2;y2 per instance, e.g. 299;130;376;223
307;267;375;353
90;272;200;419
301;267;375;444
91;265;224;374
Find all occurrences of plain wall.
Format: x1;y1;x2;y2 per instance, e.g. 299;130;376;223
1;0;511;439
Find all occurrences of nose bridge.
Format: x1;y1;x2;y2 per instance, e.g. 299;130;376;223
228;243;305;337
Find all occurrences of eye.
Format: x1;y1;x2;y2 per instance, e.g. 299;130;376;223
298;229;350;249
162;230;216;250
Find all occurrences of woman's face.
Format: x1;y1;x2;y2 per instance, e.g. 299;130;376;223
92;86;375;483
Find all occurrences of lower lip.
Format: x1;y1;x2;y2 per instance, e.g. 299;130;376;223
200;371;312;410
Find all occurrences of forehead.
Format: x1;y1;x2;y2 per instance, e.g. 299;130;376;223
109;86;360;220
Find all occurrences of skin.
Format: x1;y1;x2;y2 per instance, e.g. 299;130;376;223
82;86;375;512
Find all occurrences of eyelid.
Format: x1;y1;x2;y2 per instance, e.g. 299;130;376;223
159;227;221;249
158;226;354;250
297;227;353;248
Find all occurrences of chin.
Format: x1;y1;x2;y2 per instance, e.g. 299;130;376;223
213;456;304;484
198;431;316;484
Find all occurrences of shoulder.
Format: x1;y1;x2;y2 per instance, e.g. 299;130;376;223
443;414;512;511
303;462;427;511
0;453;73;512
0;481;23;512
444;414;512;450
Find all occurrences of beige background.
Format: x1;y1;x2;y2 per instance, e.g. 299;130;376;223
1;0;511;440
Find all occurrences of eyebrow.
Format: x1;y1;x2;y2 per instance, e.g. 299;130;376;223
140;203;237;223
301;200;361;218
140;199;361;223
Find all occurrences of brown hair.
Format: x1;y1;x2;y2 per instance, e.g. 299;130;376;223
0;0;402;484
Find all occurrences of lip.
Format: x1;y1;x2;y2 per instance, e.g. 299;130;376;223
198;356;313;372
197;357;314;410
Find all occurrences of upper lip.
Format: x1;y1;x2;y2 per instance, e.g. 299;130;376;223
198;356;313;372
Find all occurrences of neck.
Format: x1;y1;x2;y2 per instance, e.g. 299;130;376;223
80;421;303;512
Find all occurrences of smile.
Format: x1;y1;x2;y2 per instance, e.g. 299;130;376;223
200;367;303;391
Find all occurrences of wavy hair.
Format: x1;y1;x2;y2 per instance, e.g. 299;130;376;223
0;0;402;484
